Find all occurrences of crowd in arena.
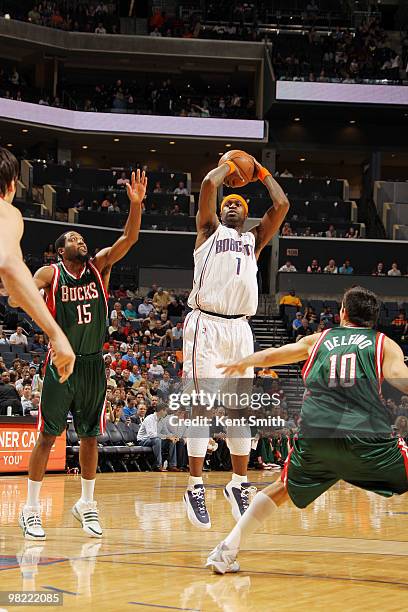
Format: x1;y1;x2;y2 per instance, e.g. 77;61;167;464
273;18;407;84
0;63;255;119
279;258;408;277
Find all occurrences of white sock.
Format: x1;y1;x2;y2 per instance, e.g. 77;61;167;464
231;473;248;485
188;476;204;487
80;478;95;503
224;491;277;551
26;479;42;510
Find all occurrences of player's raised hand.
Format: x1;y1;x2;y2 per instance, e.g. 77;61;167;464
50;331;76;384
216;361;248;376
250;157;264;182
126;169;148;205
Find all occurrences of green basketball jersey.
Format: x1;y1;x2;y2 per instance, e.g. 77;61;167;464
301;327;390;436
46;261;108;355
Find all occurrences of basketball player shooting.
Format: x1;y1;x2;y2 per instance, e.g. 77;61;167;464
19;170;147;541
0;147;75;381
206;286;408;573
183;152;290;529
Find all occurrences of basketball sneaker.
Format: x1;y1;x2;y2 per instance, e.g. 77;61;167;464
224;482;257;522
183;484;211;530
72;500;103;538
19;506;46;541
206;542;240;574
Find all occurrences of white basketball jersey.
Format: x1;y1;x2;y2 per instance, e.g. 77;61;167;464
188;224;258;316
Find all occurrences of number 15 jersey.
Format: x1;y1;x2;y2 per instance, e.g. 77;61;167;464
46;261;108;355
188;224;258;317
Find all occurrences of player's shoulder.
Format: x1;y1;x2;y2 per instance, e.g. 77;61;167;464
34;264;57;282
0;201;22;223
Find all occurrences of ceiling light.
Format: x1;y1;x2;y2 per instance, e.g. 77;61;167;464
82;145;88;149
114;138;120;142
169;141;175;145
150;149;156;153
349;120;356;124
6;143;12;147
22;129;28;133
218;152;224;155
300;157;306;162
225;143;231;148
294;117;301;122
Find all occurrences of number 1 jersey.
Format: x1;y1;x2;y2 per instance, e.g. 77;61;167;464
187;224;258;317
46;261;108;355
301;327;390;436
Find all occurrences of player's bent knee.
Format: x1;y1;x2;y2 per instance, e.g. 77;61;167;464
37;432;57;447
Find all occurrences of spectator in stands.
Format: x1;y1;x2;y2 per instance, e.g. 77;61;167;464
397;396;408;417
306;259;322;273
0;332;9;345
388;262;401;277
21;383;34;416
324;259;338;274
149;357;164;378
99;196;111;212
0;372;22;415
296;319;312;341
122;349;138;368
167;296;184;317
28;5;41;24
394;415;408;440
173;181;189;196
391;311;406;339
325;225;337;238
320;306;334;325
339;259;354;274
124;303;137;321
153;287;171;312
147;284;158;299
111;302;125;321
137;404;178;471
116;171;129;186
280;169;293;177
372;262;386;276
281;222;294;236
280;290;302;309
95;22;107;34
345;227;359;239
31;333;47;352
133;403;147;425
138;297;154;318
115;285;128;299
43;243;57;264
108;198;121;213
9;326;28;348
123;395;137;420
172;322;183;341
279;260;297;273
292;312;304;337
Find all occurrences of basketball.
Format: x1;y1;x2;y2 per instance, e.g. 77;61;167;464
218;149;255;188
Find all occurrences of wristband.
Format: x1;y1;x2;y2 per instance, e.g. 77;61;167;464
258;166;272;183
223;160;237;176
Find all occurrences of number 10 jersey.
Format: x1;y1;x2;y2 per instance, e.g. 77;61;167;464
301;327;389;437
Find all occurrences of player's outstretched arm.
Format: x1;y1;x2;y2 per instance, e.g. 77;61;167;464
249;159;290;258
218;333;321;376
0;206;75;382
382;336;408;393
195;162;244;248
93;170;147;278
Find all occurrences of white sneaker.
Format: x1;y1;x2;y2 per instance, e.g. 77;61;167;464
183;484;211;530
19;506;46;541
206;542;240;574
72;500;103;538
224;482;257;522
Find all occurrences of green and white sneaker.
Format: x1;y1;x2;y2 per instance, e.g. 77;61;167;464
72;500;103;538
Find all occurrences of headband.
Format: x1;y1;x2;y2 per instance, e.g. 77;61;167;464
220;193;248;217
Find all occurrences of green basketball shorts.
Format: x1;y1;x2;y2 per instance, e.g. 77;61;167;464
281;436;408;509
38;351;107;438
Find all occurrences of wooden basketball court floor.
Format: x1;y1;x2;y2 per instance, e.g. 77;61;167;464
0;471;407;611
